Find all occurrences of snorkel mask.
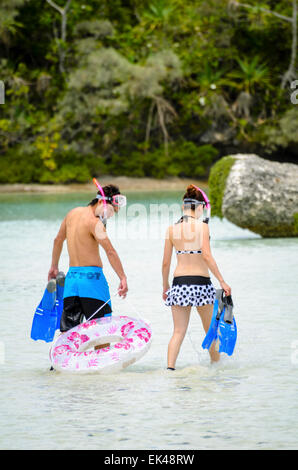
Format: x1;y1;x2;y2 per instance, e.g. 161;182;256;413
96;193;127;208
93;178;108;226
189;184;211;224
92;178;127;226
183;198;206;207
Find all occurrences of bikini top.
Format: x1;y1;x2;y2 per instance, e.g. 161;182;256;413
176;249;202;255
175;215;202;255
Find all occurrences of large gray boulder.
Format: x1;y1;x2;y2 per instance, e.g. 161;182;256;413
209;154;298;237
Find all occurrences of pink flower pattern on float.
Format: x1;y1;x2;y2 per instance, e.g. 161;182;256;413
80;334;90;344
114;338;133;350
50;316;152;372
107;324;119;335
134;328;151;343
52;344;71;357
80;320;97;329
121;322;135;337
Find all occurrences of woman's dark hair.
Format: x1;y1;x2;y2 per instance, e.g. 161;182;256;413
88;184;121;206
183;185;205;211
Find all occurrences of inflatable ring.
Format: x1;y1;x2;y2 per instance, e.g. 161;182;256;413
49;316;152;373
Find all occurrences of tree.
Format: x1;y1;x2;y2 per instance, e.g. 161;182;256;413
0;0;27;47
229;0;297;88
45;0;72;73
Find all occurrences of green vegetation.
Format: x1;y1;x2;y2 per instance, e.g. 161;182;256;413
246;221;298;238
208;156;236;218
0;0;297;183
293;213;298;236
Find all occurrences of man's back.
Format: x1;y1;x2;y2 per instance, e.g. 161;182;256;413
65;206;102;267
48;185;128;333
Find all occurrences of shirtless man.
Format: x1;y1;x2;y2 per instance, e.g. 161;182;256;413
48;184;128;333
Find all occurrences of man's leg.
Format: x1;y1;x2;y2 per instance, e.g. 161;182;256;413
60;296;84;333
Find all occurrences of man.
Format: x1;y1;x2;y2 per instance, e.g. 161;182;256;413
48;183;128;333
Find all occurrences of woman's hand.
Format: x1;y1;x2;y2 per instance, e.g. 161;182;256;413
162;285;170;301
220;280;231;297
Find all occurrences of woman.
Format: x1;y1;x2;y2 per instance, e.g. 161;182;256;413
162;185;231;369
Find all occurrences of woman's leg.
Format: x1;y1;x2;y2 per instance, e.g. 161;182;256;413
167;305;191;369
196;304;220;363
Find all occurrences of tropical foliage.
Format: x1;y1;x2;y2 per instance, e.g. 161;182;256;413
0;0;297;183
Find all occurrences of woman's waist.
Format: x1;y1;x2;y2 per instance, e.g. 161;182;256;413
172;275;211;286
174;266;209;278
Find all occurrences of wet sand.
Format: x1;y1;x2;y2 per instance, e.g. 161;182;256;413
0;176;208;193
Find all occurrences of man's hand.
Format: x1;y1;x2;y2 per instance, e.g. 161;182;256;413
118;277;128;298
48;266;58;281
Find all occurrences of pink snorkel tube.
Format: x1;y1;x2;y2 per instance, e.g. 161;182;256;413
93;177;108;225
192;184;211;224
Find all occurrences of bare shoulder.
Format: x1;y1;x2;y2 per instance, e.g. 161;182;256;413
89;213;106;239
201;222;210;245
202;221;210;234
165;225;174;244
65;206;83;220
165;224;173;238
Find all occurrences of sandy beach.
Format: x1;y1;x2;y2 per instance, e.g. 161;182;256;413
0;176;208;194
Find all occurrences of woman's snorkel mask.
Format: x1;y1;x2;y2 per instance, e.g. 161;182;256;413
183;184;211;224
192;184;211;224
92;178;127;226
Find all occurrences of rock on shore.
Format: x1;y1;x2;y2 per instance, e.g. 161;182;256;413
209;154;298;237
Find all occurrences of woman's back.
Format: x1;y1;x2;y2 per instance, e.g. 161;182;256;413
163;183;231;369
169;216;209;277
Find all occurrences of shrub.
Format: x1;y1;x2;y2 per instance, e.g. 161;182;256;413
109;142;218;179
208;156;236;218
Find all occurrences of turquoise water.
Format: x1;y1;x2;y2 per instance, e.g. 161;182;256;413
0;191;298;450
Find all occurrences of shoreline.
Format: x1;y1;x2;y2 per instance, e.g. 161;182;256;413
0;176;208;194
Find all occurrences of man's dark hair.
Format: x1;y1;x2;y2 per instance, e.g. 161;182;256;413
88;184;121;206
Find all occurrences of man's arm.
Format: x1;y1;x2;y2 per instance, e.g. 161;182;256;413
92;219;128;297
48;218;66;280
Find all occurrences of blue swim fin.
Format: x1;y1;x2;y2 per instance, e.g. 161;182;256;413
217;295;237;356
55;271;65;331
202;289;224;351
30;279;58;343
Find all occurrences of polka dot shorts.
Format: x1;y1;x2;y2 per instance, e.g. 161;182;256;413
165;276;216;307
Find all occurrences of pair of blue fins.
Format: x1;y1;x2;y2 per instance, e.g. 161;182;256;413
31;277;237;354
202;289;237;356
30;272;65;343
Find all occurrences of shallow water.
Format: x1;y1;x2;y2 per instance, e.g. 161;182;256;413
0;191;297;450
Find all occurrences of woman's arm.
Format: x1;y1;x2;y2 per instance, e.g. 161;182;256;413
162;227;173;300
201;223;231;296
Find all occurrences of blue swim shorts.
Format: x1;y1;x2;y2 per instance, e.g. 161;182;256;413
60;266;112;332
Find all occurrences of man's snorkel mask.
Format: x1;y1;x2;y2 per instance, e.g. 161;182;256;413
183;184;211;224
96;193;127;208
92;178;127;226
93;178;108;226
